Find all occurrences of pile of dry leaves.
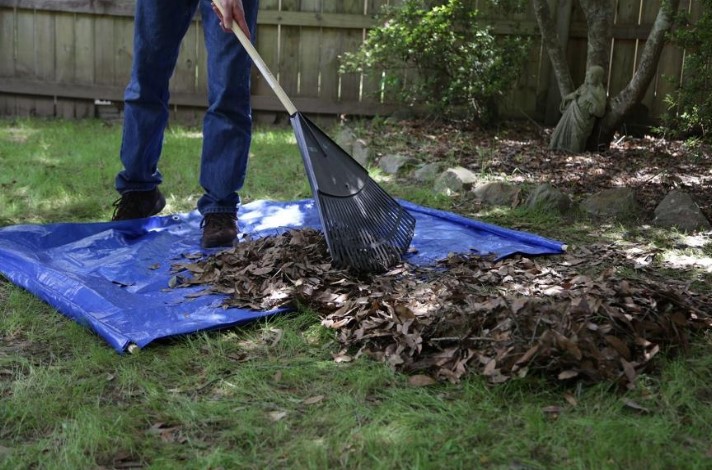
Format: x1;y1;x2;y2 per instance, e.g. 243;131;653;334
173;229;711;388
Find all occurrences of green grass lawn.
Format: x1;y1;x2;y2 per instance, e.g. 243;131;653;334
1;117;711;469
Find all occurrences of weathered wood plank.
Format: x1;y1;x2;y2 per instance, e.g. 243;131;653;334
0;8;17;114
195;18;208;102
297;0;321;99
636;0;662;113
652;43;684;118
14;9;36;115
253;0;280;103
33;9;56;116
0;0;692;121
74;12;95;117
608;0;640;98
54;12;76;117
0;0;136;17
278;0;301;99
360;0;390;105
114;15;133;91
93;14;115;88
318;2;346;103
338;1;364;106
0;76;401;115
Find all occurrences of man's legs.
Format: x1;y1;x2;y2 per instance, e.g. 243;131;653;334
196;0;258;247
196;0;259;215
114;0;199;215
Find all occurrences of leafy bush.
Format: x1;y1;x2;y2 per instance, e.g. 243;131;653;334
340;0;529;124
658;0;712;141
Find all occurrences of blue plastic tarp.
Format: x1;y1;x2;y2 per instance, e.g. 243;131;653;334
0;199;565;352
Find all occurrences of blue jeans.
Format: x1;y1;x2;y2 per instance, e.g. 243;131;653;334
115;0;259;215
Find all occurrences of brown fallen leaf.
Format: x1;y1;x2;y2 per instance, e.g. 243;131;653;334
408;375;436;386
542;405;562;419
558;370;579;380
268;411;288;422
303;395;325;405
622;398;650;414
563;392;578;407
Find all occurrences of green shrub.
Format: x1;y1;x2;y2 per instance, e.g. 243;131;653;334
658;0;712;141
340;0;529;124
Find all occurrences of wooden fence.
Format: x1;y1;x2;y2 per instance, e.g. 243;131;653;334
0;0;702;125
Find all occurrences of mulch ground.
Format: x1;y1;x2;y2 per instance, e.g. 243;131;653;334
173;121;712;388
368;119;712;220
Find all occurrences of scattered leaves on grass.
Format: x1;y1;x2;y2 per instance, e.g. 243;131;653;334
302;395;325;405
622;398;651;414
172;229;712;388
268;411;288;422
408;374;437;386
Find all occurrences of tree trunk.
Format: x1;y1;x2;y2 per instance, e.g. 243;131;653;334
532;0;574;97
595;0;681;148
578;0;614;72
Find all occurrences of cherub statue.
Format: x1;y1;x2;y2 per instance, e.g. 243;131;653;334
549;65;607;152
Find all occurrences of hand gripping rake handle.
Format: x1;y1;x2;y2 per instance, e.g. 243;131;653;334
212;0;298;116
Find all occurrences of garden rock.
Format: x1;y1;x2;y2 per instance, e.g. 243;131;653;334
379;154;413;175
580;188;642;220
653;190;711;232
413;162;442;183
525;183;572;214
352;138;370;167
434;166;479;195
335;127;357;152
473;181;521;207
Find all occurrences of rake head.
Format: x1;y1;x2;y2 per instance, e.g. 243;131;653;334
290;113;416;272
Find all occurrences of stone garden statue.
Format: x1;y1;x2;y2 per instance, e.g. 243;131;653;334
549;65;607;152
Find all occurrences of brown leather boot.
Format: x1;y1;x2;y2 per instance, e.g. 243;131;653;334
200;213;238;248
111;188;166;221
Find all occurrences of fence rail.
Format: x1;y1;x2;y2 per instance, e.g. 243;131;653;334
0;0;700;125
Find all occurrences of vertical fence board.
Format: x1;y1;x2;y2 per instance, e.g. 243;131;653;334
337;0;365;105
253;0;279;103
0;9;17;114
34;10;56;116
15;10;36;116
55;12;77;118
114;16;133;93
608;0;639;98
501;1;542;119
94;15;116;90
652;43;683;118
74;13;95;117
278;0;301;99
502;40;542;120
195;19;208;102
319;3;343;102
297;0;321;99
360;0;390;106
566;2;588;88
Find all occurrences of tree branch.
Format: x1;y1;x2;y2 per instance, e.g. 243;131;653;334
604;0;681;130
532;0;574;96
578;0;614;72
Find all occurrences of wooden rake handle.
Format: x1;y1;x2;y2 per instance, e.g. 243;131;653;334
211;0;298;116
